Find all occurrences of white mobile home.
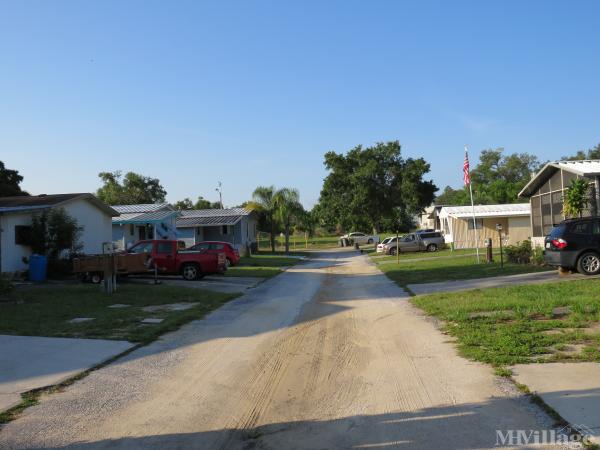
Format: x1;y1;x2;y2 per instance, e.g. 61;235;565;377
0;193;117;273
439;203;531;249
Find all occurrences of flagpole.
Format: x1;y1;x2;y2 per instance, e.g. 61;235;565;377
465;146;481;263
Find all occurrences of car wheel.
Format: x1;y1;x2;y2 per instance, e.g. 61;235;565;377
90;273;102;284
367;239;373;245
426;244;438;252
577;252;600;275
390;247;397;256
225;258;231;268
182;263;200;281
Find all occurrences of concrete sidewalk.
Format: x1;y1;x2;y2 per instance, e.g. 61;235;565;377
512;363;600;445
0;335;134;412
407;270;598;296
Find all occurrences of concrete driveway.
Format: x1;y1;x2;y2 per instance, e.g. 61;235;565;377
0;250;560;449
0;335;134;412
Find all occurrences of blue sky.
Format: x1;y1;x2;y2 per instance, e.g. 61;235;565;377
1;1;599;208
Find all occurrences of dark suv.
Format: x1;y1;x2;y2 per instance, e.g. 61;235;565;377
544;218;600;275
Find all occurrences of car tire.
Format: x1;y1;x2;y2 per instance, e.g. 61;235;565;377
90;273;102;284
182;263;200;281
390;247;397;256
577;252;600;275
367;239;373;245
426;244;438;252
225;258;232;268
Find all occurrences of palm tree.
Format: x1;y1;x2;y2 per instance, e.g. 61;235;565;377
274;188;304;254
247;186;277;252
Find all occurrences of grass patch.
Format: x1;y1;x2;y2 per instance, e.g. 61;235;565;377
377;254;551;287
412;279;600;365
0;284;238;344
370;248;480;261
258;235;340;250
226;254;304;278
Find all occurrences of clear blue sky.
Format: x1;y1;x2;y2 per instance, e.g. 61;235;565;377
1;1;599;208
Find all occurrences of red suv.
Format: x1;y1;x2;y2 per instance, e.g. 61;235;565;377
189;241;240;267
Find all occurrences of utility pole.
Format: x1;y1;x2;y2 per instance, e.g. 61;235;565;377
215;181;223;208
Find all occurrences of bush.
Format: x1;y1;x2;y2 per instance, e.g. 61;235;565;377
504;239;544;265
0;276;14;296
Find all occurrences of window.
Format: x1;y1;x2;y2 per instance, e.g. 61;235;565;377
467;219;483;230
129;224;134;236
569;221;592;235
211;243;225;250
14;225;31;245
221;225;229;235
157;242;173;254
532;196;542;236
541;193;552;235
129;242;153;254
195;243;209;251
552;191;564;225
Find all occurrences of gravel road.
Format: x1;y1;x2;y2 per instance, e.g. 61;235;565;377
0;249;559;449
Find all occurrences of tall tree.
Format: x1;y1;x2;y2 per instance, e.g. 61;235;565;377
0;161;28;197
435;149;541;206
562;143;600;161
274;188;304;253
317;141;436;232
247;186;278;252
96;171;167;205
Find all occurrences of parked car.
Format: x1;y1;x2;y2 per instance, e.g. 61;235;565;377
341;232;380;245
128;239;227;280
383;231;445;255
188;241;240;267
544;218;600;275
377;237;393;252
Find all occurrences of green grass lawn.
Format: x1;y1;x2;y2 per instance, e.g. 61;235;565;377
369;248;478;261
412;279;600;366
0;284;238;344
258;235;341;251
225;254;304;278
376;254;551;288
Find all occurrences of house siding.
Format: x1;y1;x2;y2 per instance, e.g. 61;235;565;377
1;198;113;273
446;216;530;249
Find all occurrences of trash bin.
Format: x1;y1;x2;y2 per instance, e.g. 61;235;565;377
29;254;48;282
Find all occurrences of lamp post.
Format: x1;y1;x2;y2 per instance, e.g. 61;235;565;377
215;181;223;209
496;223;504;269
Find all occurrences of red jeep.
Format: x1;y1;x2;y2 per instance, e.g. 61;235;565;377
128;240;227;280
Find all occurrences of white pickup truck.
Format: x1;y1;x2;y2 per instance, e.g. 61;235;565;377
341;232;380;245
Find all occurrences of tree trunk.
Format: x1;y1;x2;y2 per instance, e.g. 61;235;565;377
284;224;290;254
269;213;276;253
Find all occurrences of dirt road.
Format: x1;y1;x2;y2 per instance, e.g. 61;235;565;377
0;250;558;449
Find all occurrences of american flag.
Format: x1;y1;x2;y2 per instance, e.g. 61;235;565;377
463;150;471;185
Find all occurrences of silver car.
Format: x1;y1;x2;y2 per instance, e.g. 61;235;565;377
384;231;445;255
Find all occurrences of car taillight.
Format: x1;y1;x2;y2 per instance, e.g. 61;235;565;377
551;238;568;249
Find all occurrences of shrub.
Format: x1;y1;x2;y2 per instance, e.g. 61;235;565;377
0;276;14;296
29;208;83;277
504;239;533;264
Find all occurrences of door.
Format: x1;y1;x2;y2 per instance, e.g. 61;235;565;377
400;234;420;252
154;241;177;273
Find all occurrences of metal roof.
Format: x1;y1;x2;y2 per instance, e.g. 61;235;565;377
176;208;252;228
439;203;530;219
519;160;600;197
0;193;118;216
112;203;174;214
112;210;179;224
